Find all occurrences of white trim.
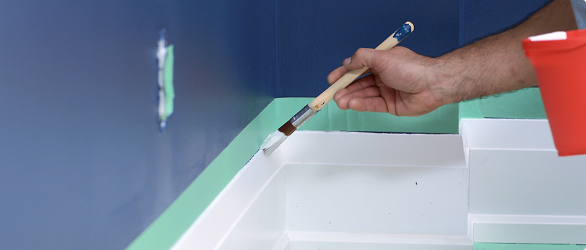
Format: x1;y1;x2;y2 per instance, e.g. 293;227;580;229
287;231;472;245
470;214;586;244
459;119;555;150
271;233;289;250
470;214;586;225
173;119;586;249
171;150;286;250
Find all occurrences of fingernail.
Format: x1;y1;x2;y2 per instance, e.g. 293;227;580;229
344;57;351;64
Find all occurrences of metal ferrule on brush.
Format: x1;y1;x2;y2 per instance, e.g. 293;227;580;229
280;105;317;136
291;105;317;128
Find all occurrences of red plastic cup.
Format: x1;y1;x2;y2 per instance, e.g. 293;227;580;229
523;29;586;156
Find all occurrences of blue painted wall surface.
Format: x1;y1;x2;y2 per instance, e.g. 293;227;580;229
0;0;274;249
0;0;556;249
460;0;552;45
276;0;461;97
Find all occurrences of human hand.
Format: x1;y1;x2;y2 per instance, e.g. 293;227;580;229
328;47;450;117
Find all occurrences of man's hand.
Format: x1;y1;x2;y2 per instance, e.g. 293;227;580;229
327;0;577;117
328;47;448;116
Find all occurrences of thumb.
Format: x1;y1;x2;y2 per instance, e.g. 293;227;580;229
343;48;385;70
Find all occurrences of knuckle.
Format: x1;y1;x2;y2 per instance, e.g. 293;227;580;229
355;48;368;58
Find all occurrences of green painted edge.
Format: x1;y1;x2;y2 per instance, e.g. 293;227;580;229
459;87;547;120
163;45;174;116
474;242;586;250
275;97;459;134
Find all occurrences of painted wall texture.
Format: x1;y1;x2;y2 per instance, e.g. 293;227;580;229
0;0;274;249
0;0;552;249
276;0;461;97
460;0;552;45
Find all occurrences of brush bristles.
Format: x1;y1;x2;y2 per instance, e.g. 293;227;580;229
260;131;288;156
261;105;316;156
278;121;296;136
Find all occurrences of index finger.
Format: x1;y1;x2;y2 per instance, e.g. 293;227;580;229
327;66;372;85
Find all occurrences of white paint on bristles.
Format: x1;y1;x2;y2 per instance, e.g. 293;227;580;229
260;131;288;157
172;119;586;250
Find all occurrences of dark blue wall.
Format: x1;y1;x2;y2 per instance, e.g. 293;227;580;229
0;0;553;249
0;0;274;249
460;0;552;45
277;0;461;97
275;0;553;97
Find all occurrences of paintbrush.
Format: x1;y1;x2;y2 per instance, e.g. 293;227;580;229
261;21;415;156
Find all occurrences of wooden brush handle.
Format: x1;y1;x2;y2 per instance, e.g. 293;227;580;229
309;21;414;111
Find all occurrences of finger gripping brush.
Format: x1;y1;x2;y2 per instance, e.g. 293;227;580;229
261;21;414;156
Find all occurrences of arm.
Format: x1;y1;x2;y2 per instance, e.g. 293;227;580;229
328;0;577;116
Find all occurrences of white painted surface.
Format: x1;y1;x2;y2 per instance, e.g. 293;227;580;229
287;231;472;250
470;214;586;226
460;119;555;151
217;168;286;250
285;164;469;235
281;131;466;168
471;214;586;244
462;118;586;244
171;150;285;250
172;119;586;249
289;241;472;250
468;150;586;215
462;119;586;214
271;233;290;250
473;224;586;244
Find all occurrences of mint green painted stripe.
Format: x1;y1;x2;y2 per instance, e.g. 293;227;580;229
163;45;174;117
275;97;459;134
459;87;547;119
474;243;586;250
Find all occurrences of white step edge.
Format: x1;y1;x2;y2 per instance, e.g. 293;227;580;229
470;214;586;244
459;119;555;151
287;231;472;245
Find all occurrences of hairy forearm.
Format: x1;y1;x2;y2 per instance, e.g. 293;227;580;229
435;0;577;104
